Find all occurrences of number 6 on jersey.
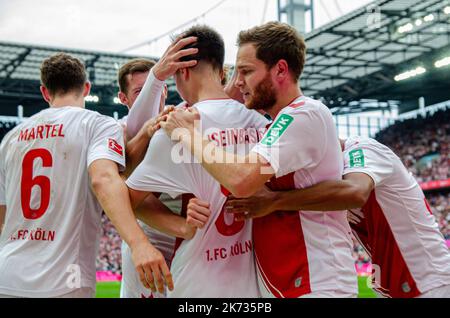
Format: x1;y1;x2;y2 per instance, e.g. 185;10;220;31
21;148;53;220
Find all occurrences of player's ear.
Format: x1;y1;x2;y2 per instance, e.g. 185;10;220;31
273;59;289;83
181;68;189;81
83;81;91;97
40;86;51;103
118;91;128;107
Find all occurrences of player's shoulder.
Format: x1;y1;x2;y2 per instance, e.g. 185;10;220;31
83;109;121;128
281;96;330;117
195;98;269;126
345;136;388;152
344;136;396;163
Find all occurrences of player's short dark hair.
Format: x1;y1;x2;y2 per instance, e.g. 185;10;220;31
118;58;156;94
238;21;307;82
40;52;87;96
177;25;225;71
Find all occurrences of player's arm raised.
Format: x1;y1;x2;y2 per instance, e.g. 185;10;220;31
126;36;198;138
226;173;375;220
89;159;173;294
160;108;274;198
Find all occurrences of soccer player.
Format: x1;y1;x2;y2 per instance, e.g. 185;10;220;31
126;25;269;297
226;136;450;298
117;58;178;298
116;58;209;298
0;53;171;298
160;22;358;298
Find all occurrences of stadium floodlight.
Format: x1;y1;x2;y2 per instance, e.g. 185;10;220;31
424;14;434;22
435;56;450;68
415;19;423;27
394;67;426;82
113;97;121;104
398;23;413;34
85;95;99;103
445;6;450;15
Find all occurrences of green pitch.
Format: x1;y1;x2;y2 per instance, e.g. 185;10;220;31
95;281;121;298
95;276;377;298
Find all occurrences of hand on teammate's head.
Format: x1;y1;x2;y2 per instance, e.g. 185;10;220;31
153;36;198;81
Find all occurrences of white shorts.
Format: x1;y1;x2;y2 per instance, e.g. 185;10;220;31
417;284;450;298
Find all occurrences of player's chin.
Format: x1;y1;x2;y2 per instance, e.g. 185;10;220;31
244;99;257;110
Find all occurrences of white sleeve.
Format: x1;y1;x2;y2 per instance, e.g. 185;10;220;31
0;140;6;204
87;117;126;171
251;109;326;178
343;144;394;186
126;70;165;138
126;130;204;199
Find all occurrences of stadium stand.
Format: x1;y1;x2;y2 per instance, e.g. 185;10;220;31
376;109;450;183
96;213;123;274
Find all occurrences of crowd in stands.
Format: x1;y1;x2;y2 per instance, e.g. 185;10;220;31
376;109;450;183
96;213;122;274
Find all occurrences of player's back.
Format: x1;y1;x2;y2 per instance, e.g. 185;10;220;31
345;136;450;297
127;99;269;297
0;106;124;297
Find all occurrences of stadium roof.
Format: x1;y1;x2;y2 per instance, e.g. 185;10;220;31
0;42;178;117
302;0;450;114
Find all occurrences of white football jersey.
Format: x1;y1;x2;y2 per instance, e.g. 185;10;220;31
0;106;125;297
118;80;181;298
251;96;358;298
127;99;269;298
344;136;450;297
120;194;180;298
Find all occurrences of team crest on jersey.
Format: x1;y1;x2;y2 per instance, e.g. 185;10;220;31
349;149;365;168
260;114;293;146
402;282;411;293
108;138;124;156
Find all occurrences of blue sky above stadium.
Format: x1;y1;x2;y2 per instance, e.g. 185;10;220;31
0;0;372;63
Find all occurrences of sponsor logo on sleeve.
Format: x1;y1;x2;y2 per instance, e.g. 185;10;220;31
108;138;124;157
349;149;365;168
260;114;294;146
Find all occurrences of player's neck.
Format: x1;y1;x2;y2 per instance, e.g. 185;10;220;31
267;84;302;119
189;76;229;105
50;95;85;109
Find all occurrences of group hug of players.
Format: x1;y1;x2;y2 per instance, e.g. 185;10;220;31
0;22;449;298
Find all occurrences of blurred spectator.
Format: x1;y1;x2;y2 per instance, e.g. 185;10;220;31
96;213;122;274
428;192;450;240
376;109;450;183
